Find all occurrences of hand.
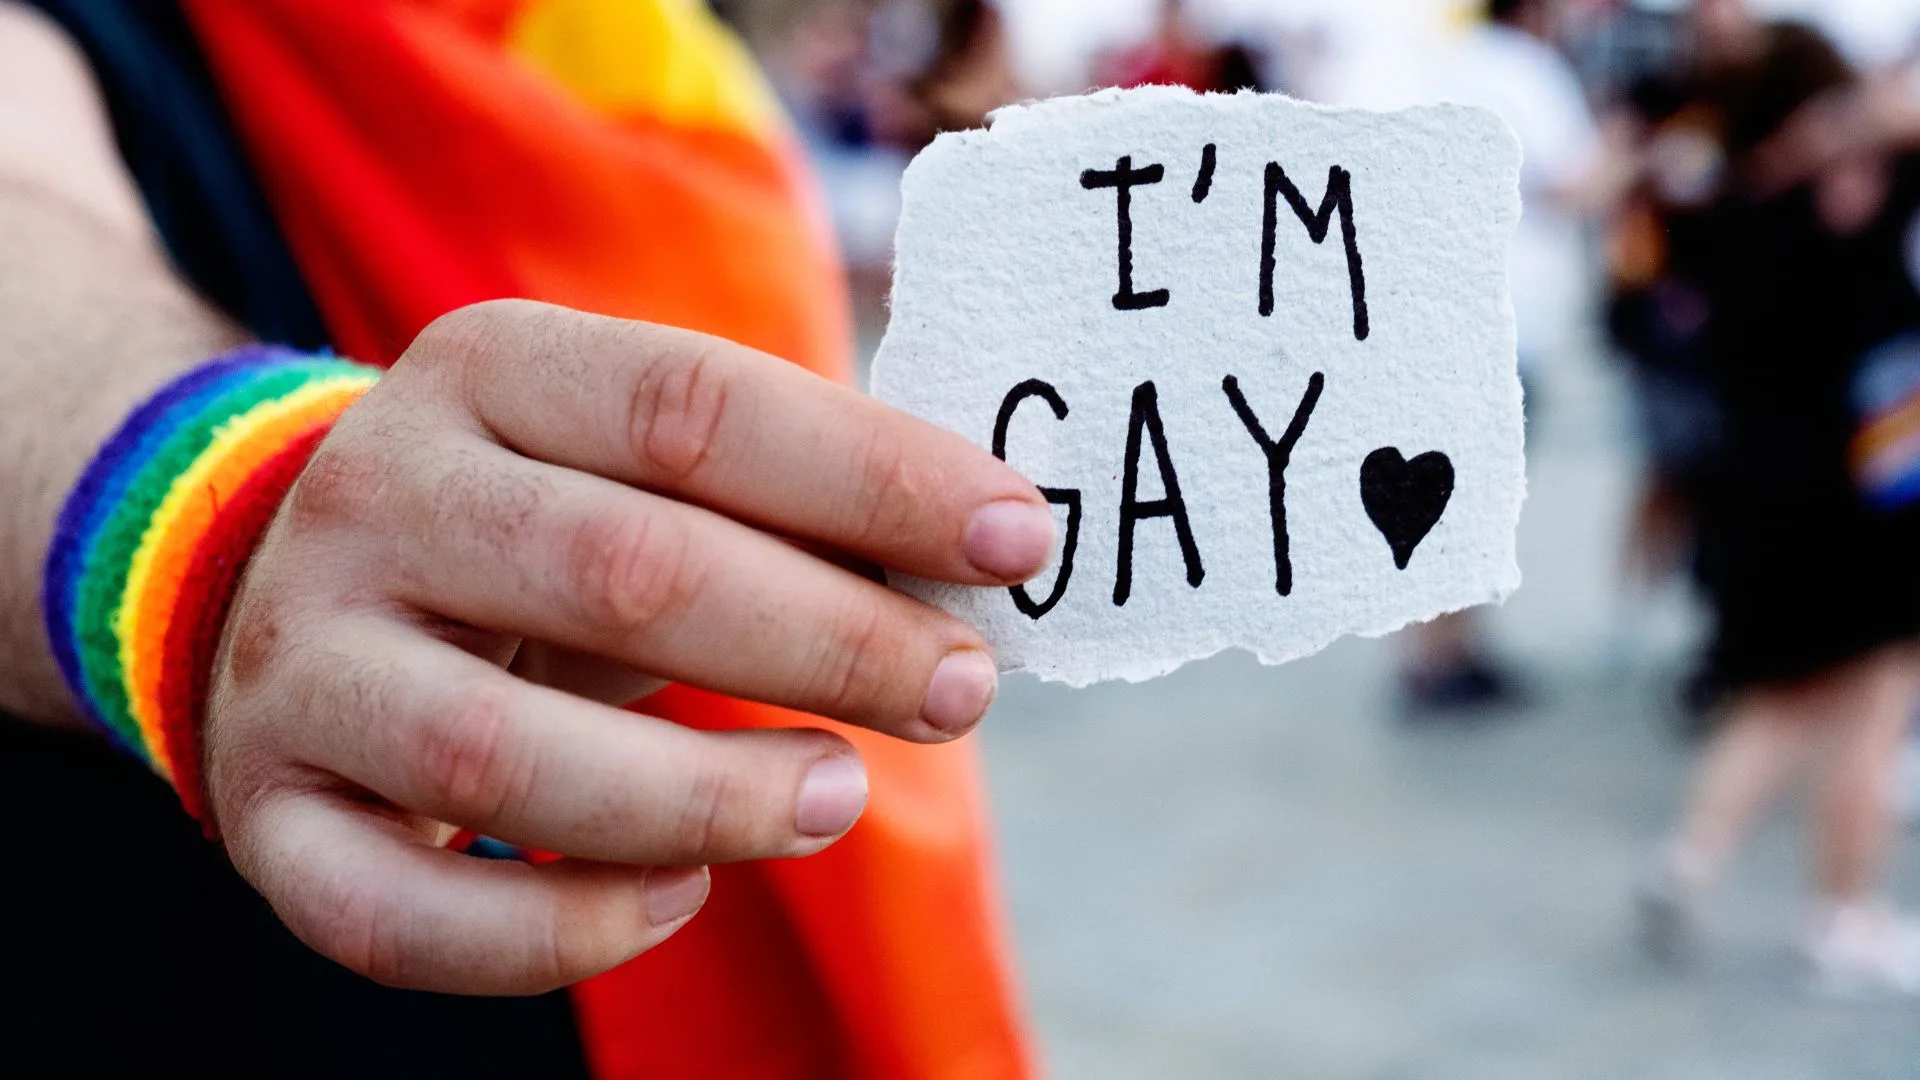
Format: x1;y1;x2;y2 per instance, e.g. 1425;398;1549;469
203;300;1054;994
1741;86;1882;200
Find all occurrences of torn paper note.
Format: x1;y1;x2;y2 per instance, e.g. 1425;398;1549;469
871;86;1525;687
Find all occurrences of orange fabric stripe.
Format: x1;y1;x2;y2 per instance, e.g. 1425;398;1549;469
179;2;1028;1075
120;382;368;776
1853;394;1920;465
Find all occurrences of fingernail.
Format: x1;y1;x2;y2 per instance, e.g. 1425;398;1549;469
921;650;998;734
963;499;1055;580
795;753;868;837
646;866;710;925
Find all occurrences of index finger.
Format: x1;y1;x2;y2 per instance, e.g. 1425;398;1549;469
419;300;1055;585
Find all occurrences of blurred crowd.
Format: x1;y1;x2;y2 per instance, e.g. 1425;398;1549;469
736;0;1296;276
1564;0;1920;998
1397;0;1920;999
737;0;1920;999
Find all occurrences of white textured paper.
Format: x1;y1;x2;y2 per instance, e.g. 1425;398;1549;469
873;87;1524;686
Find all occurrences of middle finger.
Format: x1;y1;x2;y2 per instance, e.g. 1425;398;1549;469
388;440;1000;741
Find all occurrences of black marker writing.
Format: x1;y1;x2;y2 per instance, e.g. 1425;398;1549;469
1081;155;1171;311
1191;142;1216;203
1115;380;1203;605
992;379;1082;619
1222;371;1325;595
1260;163;1369;341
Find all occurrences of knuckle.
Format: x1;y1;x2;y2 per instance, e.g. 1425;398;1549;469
286;440;388;530
201;727;300;844
308;871;414;988
412;683;530;826
204;621;345;832
405;298;538;371
544;906;618;987
543;878;660;986
846;424;923;550
808;598;895;719
563;507;701;631
627;342;732;484
217;589;296;692
202;720;282;825
667;762;743;860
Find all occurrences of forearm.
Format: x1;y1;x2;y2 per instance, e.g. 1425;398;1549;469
0;5;244;725
1868;69;1920;152
0;183;245;725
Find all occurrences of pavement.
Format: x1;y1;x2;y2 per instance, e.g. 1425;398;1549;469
970;341;1920;1079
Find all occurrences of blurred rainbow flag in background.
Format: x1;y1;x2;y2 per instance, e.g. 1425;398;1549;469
1850;333;1920;512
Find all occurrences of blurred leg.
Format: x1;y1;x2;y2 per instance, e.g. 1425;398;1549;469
1655;648;1920;991
1666;678;1823;892
1796;647;1920;995
1642;676;1817;964
1620;476;1690;593
1810;646;1918;904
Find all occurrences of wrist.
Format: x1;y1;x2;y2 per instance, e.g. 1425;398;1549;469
42;344;378;822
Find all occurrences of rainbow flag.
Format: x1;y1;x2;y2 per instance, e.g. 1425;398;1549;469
1850;333;1920;512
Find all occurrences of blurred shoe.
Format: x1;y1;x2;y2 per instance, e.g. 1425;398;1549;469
1677;664;1726;743
1637;855;1704;969
1401;657;1521;717
1802;901;1920;999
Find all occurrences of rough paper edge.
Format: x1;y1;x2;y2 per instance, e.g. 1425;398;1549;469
876;86;1528;687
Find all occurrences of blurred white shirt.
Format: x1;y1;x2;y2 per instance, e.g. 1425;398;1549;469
1432;23;1601;368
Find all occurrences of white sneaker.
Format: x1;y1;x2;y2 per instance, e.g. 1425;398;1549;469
1803;901;1920;999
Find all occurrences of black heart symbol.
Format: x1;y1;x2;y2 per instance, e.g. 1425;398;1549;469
1360;448;1454;570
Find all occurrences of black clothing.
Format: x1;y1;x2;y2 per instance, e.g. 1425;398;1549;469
1693;159;1920;686
1;719;592;1079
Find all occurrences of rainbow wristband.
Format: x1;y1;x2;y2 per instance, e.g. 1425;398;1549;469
44;345;379;822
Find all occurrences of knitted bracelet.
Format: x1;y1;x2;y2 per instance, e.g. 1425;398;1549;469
43;345;380;822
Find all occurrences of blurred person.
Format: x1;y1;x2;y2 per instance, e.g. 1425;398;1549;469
767;0;880;149
773;0;1019;154
1638;0;1920;996
1605;53;1726;698
1609;17;1920;700
0;1;1042;1074
766;0;1022;347
1407;0;1631;714
765;1;914;308
1096;0;1270;94
903;0;1022;137
1441;0;1626;372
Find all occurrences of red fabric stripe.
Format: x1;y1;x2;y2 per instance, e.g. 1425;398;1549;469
156;427;329;828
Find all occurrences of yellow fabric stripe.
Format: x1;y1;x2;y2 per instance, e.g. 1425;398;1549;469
1854;394;1920;464
506;0;784;137
114;375;376;777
